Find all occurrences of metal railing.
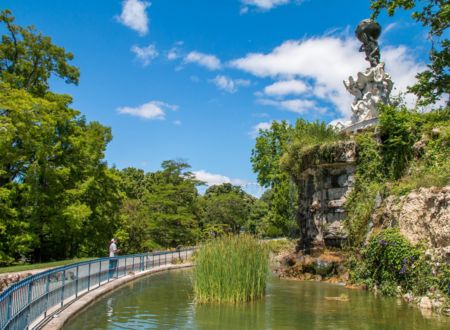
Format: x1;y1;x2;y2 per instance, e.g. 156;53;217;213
0;248;194;330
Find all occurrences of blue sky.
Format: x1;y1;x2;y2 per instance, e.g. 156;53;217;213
2;0;432;196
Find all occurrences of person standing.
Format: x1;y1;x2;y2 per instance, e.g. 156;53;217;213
109;239;118;278
109;239;117;257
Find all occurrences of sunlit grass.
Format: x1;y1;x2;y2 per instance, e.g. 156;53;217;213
0;258;95;274
193;234;269;304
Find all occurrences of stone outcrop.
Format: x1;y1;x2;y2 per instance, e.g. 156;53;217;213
0;272;32;293
295;141;357;251
372;186;450;260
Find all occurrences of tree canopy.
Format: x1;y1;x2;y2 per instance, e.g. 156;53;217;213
370;0;449;106
0;10;79;97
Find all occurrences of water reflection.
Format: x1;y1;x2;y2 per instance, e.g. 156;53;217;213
65;270;450;330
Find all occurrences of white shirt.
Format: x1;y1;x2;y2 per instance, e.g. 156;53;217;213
109;242;117;257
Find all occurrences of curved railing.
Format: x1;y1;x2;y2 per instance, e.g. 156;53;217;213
0;248;194;330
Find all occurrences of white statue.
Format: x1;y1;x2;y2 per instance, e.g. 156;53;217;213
339;19;394;132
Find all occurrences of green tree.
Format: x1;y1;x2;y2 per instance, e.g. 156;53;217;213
0;10;121;263
0;10;79;96
201;184;254;234
144;160;201;247
246;199;269;235
370;0;449;106
251;120;297;237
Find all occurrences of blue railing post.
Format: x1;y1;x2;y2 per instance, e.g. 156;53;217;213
124;257;127;276
7;293;12;324
61;270;65;307
87;263;91;292
25;280;33;328
75;265;79;298
98;261;102;287
140;255;144;272
44;274;50;317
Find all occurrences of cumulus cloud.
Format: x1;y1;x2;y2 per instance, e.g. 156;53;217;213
193;170;250;187
383;45;427;105
241;0;290;11
117;0;150;36
185;51;222;70
211;75;251;93
257;98;326;114
131;44;158;66
249;121;272;138
117;101;178;120
231;35;426;119
263;79;309;96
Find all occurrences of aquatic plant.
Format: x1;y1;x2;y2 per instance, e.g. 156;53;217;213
193;234;269;303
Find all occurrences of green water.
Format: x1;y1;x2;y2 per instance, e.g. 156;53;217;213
65;269;449;330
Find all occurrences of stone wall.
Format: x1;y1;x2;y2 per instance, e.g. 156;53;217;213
372;186;450;260
295;141;357;252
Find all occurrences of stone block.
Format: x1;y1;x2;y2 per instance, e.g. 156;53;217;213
328;199;345;208
326;213;344;223
327;187;348;200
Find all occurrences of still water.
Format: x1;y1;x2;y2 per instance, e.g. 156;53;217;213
65;269;449;330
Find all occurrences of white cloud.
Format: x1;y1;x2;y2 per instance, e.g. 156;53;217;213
383;23;398;34
383;45;427;106
131;44;158;66
173;120;182;126
241;0;290;11
211;75;251;93
193;170;250;187
258;98;326;114
117;101;178;120
117;0;150;36
167;49;179;60
249;121;272;138
264;79;309;96
185;51;222;70
231;35;426;118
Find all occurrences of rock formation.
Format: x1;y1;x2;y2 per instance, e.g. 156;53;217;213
295;141;357;251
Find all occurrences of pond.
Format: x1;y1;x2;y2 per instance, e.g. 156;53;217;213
65;269;449;330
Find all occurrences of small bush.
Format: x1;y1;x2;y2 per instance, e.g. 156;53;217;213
193;234;269;303
352;228;434;296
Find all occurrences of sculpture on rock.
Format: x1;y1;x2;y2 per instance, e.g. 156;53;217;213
342;19;393;132
356;19;381;67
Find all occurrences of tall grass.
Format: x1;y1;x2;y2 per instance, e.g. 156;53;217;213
193;234;269;304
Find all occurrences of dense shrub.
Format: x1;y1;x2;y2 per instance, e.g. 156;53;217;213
351;228;434;296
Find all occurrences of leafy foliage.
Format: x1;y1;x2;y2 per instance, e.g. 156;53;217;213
370;0;449;106
351;228;435;296
201;184;254;234
344;132;384;247
0;74;124;264
0;10;79;96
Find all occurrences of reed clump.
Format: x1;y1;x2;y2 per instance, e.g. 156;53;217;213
193;234;269;304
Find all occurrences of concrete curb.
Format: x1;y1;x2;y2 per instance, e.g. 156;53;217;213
40;263;193;330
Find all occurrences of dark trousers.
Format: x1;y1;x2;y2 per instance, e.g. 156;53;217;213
109;258;118;278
